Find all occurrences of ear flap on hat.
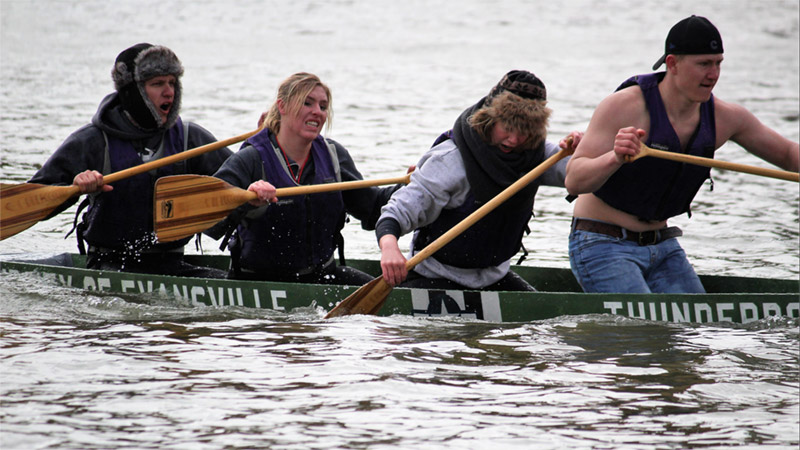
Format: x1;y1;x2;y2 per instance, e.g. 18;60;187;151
119;83;159;130
111;43;153;90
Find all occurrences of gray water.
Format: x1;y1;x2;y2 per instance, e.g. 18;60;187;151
1;0;798;448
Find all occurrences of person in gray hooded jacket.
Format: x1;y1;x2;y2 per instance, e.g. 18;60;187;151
28;43;232;277
377;70;581;291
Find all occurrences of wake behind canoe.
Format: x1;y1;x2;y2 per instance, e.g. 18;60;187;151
1;253;797;324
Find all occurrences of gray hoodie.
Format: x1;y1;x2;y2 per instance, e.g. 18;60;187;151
379;138;568;288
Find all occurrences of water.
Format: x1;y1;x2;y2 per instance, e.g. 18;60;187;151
1;0;799;448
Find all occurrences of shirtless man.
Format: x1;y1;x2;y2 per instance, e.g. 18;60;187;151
564;15;799;293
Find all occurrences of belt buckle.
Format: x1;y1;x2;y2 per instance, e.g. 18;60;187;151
638;230;659;245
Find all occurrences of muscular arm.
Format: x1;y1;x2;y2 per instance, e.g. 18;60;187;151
564;88;648;195
715;98;799;172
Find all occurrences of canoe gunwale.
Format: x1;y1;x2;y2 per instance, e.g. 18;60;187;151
2;253;798;324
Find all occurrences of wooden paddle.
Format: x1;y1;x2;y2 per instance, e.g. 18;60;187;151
153;172;413;243
0;123;267;241
325;143;575;319
629;143;799;182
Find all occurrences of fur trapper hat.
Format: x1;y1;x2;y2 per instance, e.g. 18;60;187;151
470;70;551;150
111;43;184;130
488;70;546;101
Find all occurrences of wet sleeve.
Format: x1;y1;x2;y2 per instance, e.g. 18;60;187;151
27;125;107;218
211;145;262;189
375;217;402;241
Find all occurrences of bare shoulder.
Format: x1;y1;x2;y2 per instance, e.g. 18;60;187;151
713;96;798;171
713;96;763;144
712;96;748;121
591;85;649;130
573;85;649;159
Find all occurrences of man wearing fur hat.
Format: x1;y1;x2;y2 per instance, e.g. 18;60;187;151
564;16;799;293
28;43;232;277
377;70;582;291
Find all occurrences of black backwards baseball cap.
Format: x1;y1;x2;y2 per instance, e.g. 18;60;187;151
652;15;723;70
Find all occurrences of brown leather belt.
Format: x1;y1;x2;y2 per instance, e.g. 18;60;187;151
572;218;682;246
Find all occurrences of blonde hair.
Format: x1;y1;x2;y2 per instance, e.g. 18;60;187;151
469;91;551;151
264;72;333;134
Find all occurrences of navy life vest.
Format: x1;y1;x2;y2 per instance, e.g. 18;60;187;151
81;118;188;250
235;130;345;273
594;72;716;221
412;132;535;269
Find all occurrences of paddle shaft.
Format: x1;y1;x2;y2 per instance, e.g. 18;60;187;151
153;172;412;243
277;173;410;198
104;123;265;184
404;147;572;271
40;124;262;192
633;144;799;182
225;173;414;203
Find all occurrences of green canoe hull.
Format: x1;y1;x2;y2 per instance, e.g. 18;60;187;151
2;254;798;324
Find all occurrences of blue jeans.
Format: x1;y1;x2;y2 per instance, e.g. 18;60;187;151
568;228;705;293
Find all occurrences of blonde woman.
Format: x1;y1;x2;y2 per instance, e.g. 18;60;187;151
211;72;402;283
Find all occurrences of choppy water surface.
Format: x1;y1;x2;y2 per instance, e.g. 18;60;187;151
1;0;798;448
